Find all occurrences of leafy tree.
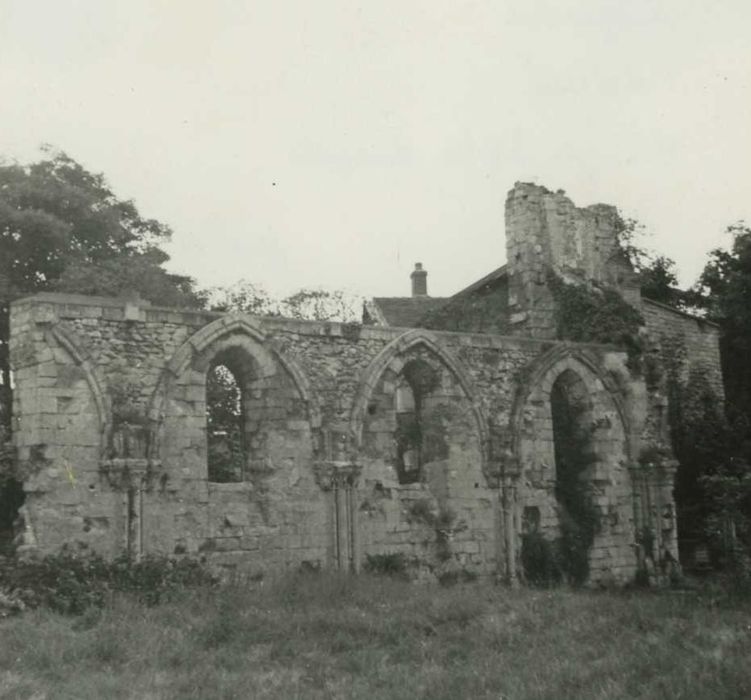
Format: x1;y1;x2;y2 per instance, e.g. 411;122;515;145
614;214;682;306
51;250;203;309
0;148;203;424
615;215;652;272
681;222;751;566
208;280;361;322
281;287;360;322
205;280;282;317
638;255;682;306
693;222;751;420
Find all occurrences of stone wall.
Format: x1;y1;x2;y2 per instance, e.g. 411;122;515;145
8;291;678;585
642;298;724;401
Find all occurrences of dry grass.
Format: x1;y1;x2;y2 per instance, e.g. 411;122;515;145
1;572;750;699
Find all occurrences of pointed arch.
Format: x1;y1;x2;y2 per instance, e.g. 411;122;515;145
166;314;268;378
510;343;630;461
351;329;489;462
47;324;108;449
148;314;321;451
510;343;637;583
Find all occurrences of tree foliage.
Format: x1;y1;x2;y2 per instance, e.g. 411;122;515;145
0;148;203;427
638;255;682;307
615;214;682;307
207;280;361;322
677;222;751;566
693;222;751;420
0;148;201;304
206;364;246;484
205;280;281;317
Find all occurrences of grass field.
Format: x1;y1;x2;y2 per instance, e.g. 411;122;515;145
1;572;750;700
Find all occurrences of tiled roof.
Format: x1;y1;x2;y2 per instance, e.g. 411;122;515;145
451;264;507;297
363;264;509;329
418;268;511;334
367;297;447;328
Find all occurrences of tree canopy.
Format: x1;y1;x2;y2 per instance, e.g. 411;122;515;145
207;280;362;322
693;222;751;423
0;148;203;428
615;214;682;307
677;222;751;563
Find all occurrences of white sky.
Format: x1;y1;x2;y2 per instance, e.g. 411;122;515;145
1;1;749;299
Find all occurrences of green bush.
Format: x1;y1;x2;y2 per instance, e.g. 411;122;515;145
437;568;478;587
363;552;409;579
521;531;562;588
0;547;217;616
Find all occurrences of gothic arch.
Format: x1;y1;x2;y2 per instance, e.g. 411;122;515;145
46;324;108;452
148;314;321;431
350;328;489;464
509;343;637;582
509;343;630;463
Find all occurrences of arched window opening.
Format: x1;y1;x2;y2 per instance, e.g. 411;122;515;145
206;352;250;483
550;369;598;584
394;360;439;484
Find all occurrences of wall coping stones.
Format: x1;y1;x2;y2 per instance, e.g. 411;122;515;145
642;297;719;329
13;292;632;357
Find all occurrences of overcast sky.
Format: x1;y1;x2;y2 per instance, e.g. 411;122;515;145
1;1;749;299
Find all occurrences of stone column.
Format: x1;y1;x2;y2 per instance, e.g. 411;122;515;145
313;428;362;573
501;455;522;587
102;457;163;560
321;463;362;572
628;464;647;573
655;458;680;568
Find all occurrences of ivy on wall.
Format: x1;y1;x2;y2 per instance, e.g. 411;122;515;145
418;277;511;335
521;378;602;587
663;339;751;564
547;272;644;371
551;393;600;585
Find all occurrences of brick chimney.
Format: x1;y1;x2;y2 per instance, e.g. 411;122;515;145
410;263;428;297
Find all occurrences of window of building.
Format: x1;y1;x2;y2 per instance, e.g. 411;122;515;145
550;369;597;584
206;351;249;483
394;360;439;484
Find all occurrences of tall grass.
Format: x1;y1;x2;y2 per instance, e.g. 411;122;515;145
1;572;750;699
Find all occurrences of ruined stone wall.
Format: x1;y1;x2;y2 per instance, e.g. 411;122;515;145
642;298;724;401
10;292;669;584
505;183;640;339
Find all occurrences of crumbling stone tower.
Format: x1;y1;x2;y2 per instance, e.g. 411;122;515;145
505;182;640;338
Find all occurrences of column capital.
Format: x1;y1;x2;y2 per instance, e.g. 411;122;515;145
313;461;362;491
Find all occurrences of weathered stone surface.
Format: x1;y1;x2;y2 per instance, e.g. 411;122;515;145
7;183;719;586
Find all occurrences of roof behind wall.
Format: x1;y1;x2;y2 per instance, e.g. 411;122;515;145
364;296;448;328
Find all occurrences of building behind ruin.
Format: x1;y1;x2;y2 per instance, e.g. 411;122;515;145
8;183;723;584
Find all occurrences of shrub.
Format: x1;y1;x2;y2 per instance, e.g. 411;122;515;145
363;552;409;579
0;547;217;616
437;568;478;587
521;531;562;588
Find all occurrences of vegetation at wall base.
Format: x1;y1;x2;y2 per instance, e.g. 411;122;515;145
0;548;217;617
362;552;409;579
520;531;562;587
